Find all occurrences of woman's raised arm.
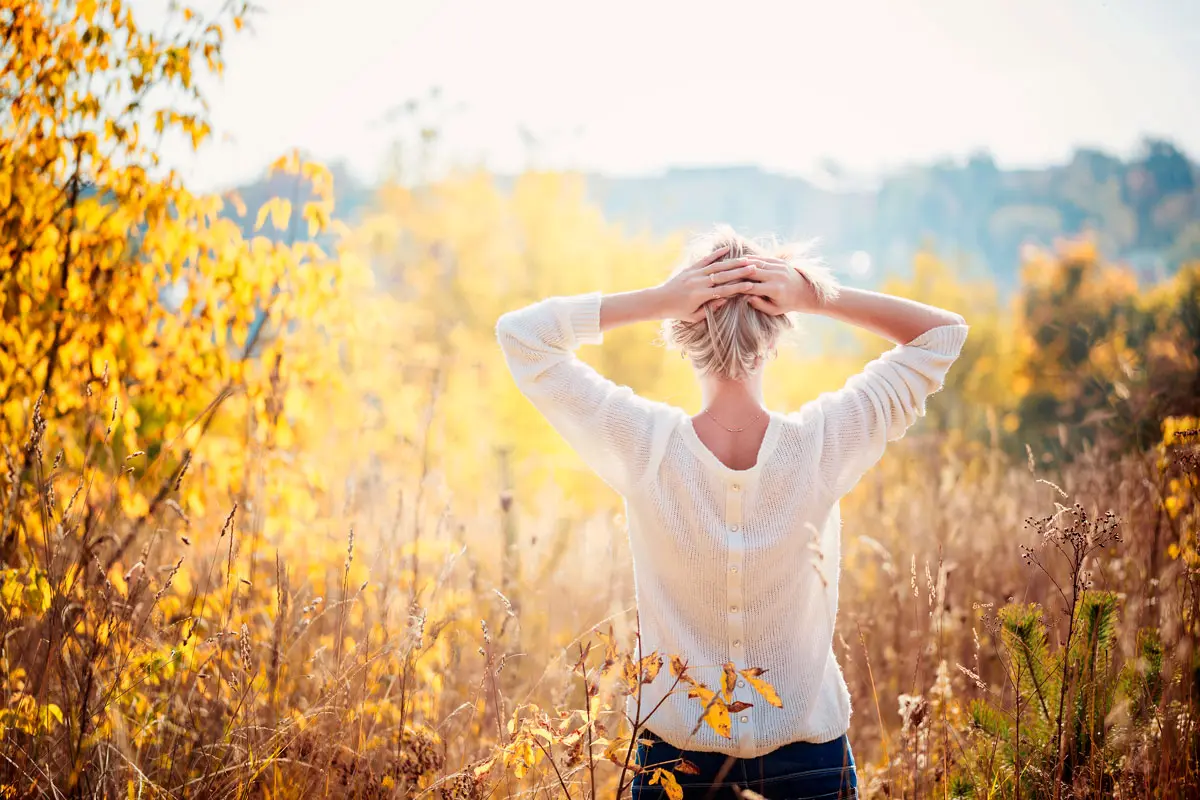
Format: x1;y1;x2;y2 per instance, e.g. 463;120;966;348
813;286;966;344
495;248;757;494
598;245;760;330
734;258;969;497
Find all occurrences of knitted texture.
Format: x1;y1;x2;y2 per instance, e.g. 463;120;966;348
496;292;969;757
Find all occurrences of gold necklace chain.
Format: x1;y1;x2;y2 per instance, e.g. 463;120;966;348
703;407;764;433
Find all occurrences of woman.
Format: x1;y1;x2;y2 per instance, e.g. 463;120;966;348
496;226;968;799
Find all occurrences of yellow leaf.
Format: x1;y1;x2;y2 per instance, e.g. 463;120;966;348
40;703;64;728
603;736;631;766
270;198;292;231
739;667;783;708
303;201;328;237
702;699;731;738
21;568;52;614
228;190;247;217
255;197;292;232
268;150;300;176
622;656;640;692
687;684;731;738
657;769;683;800
640;652;663;684
595;624;619;670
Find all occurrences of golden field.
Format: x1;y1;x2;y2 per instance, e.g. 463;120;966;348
2;2;1200;798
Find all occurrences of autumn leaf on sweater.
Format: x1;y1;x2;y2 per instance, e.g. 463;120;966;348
687;684;732;738
703;699;732;738
739;667;783;708
721;661;738;701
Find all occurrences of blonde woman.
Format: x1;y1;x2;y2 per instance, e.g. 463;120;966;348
496;225;968;799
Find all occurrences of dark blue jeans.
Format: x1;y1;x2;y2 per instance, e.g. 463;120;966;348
631;729;858;800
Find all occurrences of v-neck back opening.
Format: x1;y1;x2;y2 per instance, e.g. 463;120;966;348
678;410;782;475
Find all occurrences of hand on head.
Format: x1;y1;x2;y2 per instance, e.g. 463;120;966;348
656;245;822;322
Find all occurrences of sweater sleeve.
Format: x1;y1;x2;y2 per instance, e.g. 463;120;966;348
496;292;665;495
816;324;969;499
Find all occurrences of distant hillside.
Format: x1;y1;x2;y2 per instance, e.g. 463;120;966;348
231;138;1200;286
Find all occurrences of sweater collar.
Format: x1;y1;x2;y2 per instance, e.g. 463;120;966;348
678;410;782;476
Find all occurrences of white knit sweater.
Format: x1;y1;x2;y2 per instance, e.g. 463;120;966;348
496;292;968;757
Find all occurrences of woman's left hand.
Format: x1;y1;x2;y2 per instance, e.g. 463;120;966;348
740;256;822;315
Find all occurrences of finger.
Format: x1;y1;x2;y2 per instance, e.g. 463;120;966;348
746;256;789;272
709;264;760;285
684;296;726;322
748;295;785;315
701;256;757;275
739;278;777;297
689;245;732;271
715;280;760;297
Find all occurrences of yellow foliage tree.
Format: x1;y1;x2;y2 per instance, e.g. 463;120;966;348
0;0;361;565
1014;238;1200;456
0;3;370;785
878;251;1020;443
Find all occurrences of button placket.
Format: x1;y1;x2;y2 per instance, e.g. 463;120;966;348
725;479;753;753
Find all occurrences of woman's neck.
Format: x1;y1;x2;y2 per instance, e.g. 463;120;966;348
698;373;766;414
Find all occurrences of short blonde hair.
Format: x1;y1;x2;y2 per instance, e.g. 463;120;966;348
663;224;839;381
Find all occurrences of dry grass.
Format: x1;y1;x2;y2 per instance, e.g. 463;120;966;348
1;391;1198;799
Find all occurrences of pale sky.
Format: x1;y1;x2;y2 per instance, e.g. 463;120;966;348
142;0;1200;190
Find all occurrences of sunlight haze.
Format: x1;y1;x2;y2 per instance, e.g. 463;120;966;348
139;0;1200;188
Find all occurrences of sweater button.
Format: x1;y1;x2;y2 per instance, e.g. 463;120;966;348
729;565;738;573
729;525;739;532
732;639;741;647
730;606;738;614
737;680;746;688
740;715;749;724
731;484;740;491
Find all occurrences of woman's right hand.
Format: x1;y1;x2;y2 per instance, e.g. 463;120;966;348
655;246;762;322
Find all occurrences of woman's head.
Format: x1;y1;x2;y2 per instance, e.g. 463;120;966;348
663;224;839;381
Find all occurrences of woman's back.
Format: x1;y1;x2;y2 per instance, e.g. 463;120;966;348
495;291;968;757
